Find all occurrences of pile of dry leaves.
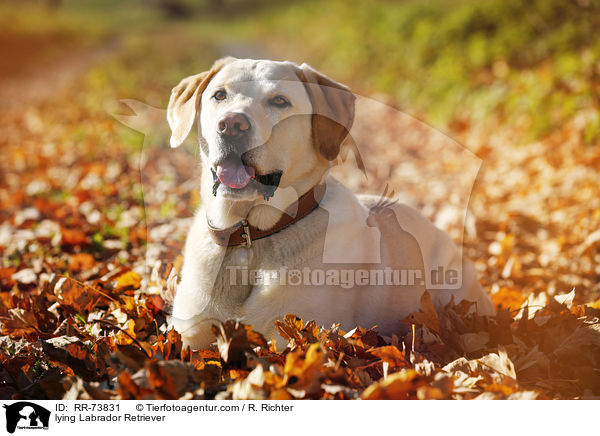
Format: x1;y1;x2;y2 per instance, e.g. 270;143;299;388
1;276;599;400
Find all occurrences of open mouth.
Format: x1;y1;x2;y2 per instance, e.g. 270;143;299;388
211;160;282;200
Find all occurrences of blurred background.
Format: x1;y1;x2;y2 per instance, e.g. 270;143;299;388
2;0;599;141
0;0;599;304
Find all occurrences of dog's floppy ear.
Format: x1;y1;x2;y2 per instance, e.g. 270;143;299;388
167;57;232;148
296;63;355;160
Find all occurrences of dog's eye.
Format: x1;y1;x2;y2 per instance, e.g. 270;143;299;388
270;95;290;107
213;90;227;101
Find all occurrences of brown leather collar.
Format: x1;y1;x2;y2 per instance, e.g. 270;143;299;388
207;184;326;247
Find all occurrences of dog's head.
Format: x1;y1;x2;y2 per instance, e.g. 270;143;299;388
167;57;355;202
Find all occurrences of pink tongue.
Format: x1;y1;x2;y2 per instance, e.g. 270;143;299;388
216;160;255;189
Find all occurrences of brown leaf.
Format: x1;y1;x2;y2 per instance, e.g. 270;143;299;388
460;332;490;353
369;345;409;369
68;253;95;273
164;328;182;360
145;294;165;315
274;313;307;346
117;370;153;400
402;290;441;335
2;309;39;337
212;320;251;366
146;359;179;400
58;277;98;314
244;324;268;349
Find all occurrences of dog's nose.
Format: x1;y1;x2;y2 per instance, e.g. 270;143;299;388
217;113;251;137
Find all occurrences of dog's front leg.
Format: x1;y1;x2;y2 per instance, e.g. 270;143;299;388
170;215;229;348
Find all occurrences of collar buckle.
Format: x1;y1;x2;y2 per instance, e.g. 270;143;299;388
207;183;325;247
240;219;252;248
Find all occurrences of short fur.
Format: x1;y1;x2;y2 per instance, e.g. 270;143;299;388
167;58;494;349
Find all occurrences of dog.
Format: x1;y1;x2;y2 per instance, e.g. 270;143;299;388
167;57;494;349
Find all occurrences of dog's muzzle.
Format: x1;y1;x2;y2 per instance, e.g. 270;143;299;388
211;167;282;200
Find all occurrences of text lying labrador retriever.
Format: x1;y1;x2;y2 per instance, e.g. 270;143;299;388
167;57;494;349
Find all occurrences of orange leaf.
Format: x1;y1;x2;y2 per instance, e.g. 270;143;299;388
61;228;89;246
68;253;95;273
491;286;526;311
369;345;409;369
0;267;17;289
115;271;142;291
116;319;136;345
361;369;421;400
283;343;326;394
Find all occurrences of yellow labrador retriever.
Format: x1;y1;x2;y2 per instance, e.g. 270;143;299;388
167;57;494;349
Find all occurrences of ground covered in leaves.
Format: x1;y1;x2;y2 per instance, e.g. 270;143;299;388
1;3;600;400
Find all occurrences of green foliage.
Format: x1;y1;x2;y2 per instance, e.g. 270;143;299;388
220;0;600;142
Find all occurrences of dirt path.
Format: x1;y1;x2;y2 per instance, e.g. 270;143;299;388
0;35;119;110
